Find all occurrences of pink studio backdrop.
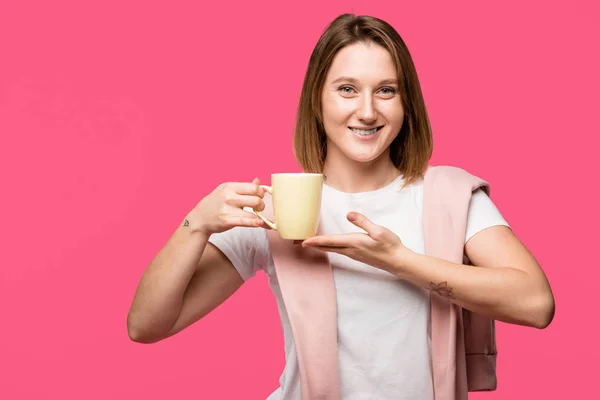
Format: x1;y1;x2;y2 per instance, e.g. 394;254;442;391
1;0;598;399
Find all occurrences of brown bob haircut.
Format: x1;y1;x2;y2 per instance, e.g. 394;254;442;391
293;14;433;186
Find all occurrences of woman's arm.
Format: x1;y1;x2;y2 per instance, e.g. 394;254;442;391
399;225;555;329
127;223;245;343
302;212;555;329
127;179;267;343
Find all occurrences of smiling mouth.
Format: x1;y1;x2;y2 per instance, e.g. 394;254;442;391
349;126;383;136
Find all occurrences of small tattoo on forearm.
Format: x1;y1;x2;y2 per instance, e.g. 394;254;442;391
183;219;190;227
429;281;455;299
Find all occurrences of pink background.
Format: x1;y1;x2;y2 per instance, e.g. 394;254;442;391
1;0;598;398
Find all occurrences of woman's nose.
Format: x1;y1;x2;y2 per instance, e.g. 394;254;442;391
355;94;377;123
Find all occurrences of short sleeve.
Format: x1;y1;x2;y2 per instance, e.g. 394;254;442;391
208;226;269;281
465;188;510;243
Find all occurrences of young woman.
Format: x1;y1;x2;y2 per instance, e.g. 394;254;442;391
127;14;555;399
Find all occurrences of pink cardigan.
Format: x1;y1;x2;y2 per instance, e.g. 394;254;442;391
262;165;498;400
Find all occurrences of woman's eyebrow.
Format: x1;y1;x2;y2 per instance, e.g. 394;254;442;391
331;76;399;85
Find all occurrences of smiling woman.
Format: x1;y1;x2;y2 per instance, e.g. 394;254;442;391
293;15;433;192
127;13;555;400
321;43;405;169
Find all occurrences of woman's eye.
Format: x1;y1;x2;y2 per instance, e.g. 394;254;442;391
336;85;396;97
338;86;355;94
379;87;397;96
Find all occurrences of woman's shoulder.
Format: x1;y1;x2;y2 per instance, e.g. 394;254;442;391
424;164;489;191
425;164;481;179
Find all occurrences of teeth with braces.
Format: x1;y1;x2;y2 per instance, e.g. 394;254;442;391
350;127;380;135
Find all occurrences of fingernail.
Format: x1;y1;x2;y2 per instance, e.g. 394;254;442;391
347;213;356;221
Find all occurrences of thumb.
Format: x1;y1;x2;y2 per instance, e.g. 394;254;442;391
347;212;377;235
252;177;260;185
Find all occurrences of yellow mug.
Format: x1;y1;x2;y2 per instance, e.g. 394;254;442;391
253;173;323;240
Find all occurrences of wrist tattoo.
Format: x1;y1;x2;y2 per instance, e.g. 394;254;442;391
429;281;455;299
183;219;190;228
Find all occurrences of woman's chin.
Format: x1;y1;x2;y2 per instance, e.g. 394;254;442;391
327;142;390;165
345;150;386;164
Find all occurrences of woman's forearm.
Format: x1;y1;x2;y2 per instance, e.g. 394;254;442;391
127;220;209;341
396;251;555;329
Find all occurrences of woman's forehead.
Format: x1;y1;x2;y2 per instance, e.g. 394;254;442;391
326;42;397;83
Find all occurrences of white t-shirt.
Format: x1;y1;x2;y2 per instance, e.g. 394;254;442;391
208;175;509;400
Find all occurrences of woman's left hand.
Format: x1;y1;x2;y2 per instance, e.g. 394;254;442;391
301;212;410;275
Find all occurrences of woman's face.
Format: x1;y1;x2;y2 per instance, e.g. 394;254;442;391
321;41;404;165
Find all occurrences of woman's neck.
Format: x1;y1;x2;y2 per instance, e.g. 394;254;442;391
322;153;401;193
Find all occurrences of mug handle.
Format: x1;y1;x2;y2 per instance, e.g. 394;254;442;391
253;185;277;230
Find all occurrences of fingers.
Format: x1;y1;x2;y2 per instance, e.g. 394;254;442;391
347;212;379;236
306;246;348;255
217;179;266;213
221;180;264;198
219;207;263;227
224;194;265;211
237;209;274;229
210;177;274;231
302;233;366;247
229;213;265;228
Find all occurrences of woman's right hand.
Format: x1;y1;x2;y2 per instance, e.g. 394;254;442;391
188;177;267;236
